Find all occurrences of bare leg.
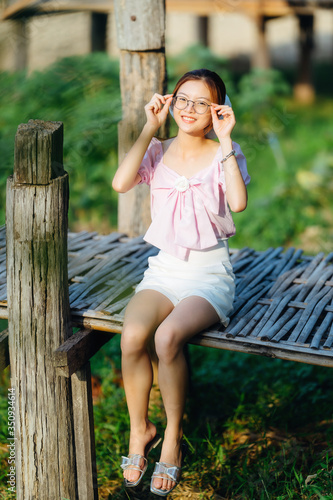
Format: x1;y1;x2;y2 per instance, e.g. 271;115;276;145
153;296;220;492
121;290;174;483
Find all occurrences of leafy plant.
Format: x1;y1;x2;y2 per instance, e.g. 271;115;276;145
0;53;121;231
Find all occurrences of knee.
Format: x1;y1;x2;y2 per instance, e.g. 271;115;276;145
155;324;183;364
121;322;149;357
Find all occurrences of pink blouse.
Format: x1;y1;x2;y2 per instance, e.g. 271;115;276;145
138;138;250;260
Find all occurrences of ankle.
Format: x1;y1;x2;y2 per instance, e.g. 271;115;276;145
130;419;155;437
163;427;183;444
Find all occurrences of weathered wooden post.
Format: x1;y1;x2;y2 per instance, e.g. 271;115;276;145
294;13;315;103
252;14;270;70
114;0;167;237
6;120;79;499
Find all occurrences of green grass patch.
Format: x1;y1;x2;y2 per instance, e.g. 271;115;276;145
85;340;333;499
1;337;331;499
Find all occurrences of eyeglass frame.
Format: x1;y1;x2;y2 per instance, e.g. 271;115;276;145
172;96;211;115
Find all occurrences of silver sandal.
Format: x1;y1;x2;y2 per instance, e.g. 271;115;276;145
121;434;162;488
150;461;182;496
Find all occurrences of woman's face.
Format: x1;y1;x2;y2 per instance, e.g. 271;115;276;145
173;80;213;136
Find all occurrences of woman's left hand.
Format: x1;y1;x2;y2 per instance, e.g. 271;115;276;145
211;104;236;139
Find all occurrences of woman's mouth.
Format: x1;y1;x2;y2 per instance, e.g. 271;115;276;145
181;115;196;124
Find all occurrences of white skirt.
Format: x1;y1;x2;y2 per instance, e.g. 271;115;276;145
135;240;235;327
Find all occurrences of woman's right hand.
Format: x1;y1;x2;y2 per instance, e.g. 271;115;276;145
144;93;173;131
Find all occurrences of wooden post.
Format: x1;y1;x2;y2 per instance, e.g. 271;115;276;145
13;18;28;71
114;0;167;237
294;14;315;103
198;16;209;47
91;12;108;52
252;15;270;69
71;363;98;500
6;120;79;500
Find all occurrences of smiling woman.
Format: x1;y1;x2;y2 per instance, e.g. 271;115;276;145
112;68;250;496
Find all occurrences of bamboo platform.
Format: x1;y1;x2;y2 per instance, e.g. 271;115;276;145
1;224;333;367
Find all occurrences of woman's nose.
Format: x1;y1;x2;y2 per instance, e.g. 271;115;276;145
185;100;195;112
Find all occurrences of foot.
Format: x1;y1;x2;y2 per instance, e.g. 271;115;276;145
152;433;183;493
123;421;158;485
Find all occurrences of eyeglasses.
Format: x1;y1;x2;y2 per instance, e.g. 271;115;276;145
172;96;211;114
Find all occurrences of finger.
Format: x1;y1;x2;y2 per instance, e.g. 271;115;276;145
158;96;173;120
153;100;162;114
212;104;233;115
210;106;220;122
163;96;173;111
211;103;232;109
148;94;162;110
154;93;173;106
219;107;234;116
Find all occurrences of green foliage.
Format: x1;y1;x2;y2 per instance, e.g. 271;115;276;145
0;53;121;230
167;43;235;96
236;68;291;118
231;98;333;252
0;49;332;251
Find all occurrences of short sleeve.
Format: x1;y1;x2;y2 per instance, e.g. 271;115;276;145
233;142;250;185
138;138;162;186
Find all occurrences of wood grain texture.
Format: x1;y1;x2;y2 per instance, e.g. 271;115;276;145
14;120;64;185
114;0;165;51
117;51;167;236
6;121;78;500
114;0;167;237
54;328;115;377
72;362;98;500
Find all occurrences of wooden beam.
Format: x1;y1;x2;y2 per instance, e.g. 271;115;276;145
54;328;115;377
0;305;8;320
190;330;333;368
63;312;333;368
0;329;9;371
2;0;331;20
1;0;35;21
1;1;112;20
165;0;319;16
71;362;98;500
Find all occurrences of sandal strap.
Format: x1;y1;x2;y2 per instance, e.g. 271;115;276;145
152;461;181;483
121;454;147;471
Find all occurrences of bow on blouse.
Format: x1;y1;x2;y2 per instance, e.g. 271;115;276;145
154;173;223;250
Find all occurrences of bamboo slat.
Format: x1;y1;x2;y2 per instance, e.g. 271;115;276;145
1;225;333;366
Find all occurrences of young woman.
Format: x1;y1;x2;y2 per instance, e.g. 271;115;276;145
112;69;250;496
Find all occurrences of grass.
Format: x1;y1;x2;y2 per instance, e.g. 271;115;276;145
1;328;332;498
90;339;333;499
91;339;333;499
